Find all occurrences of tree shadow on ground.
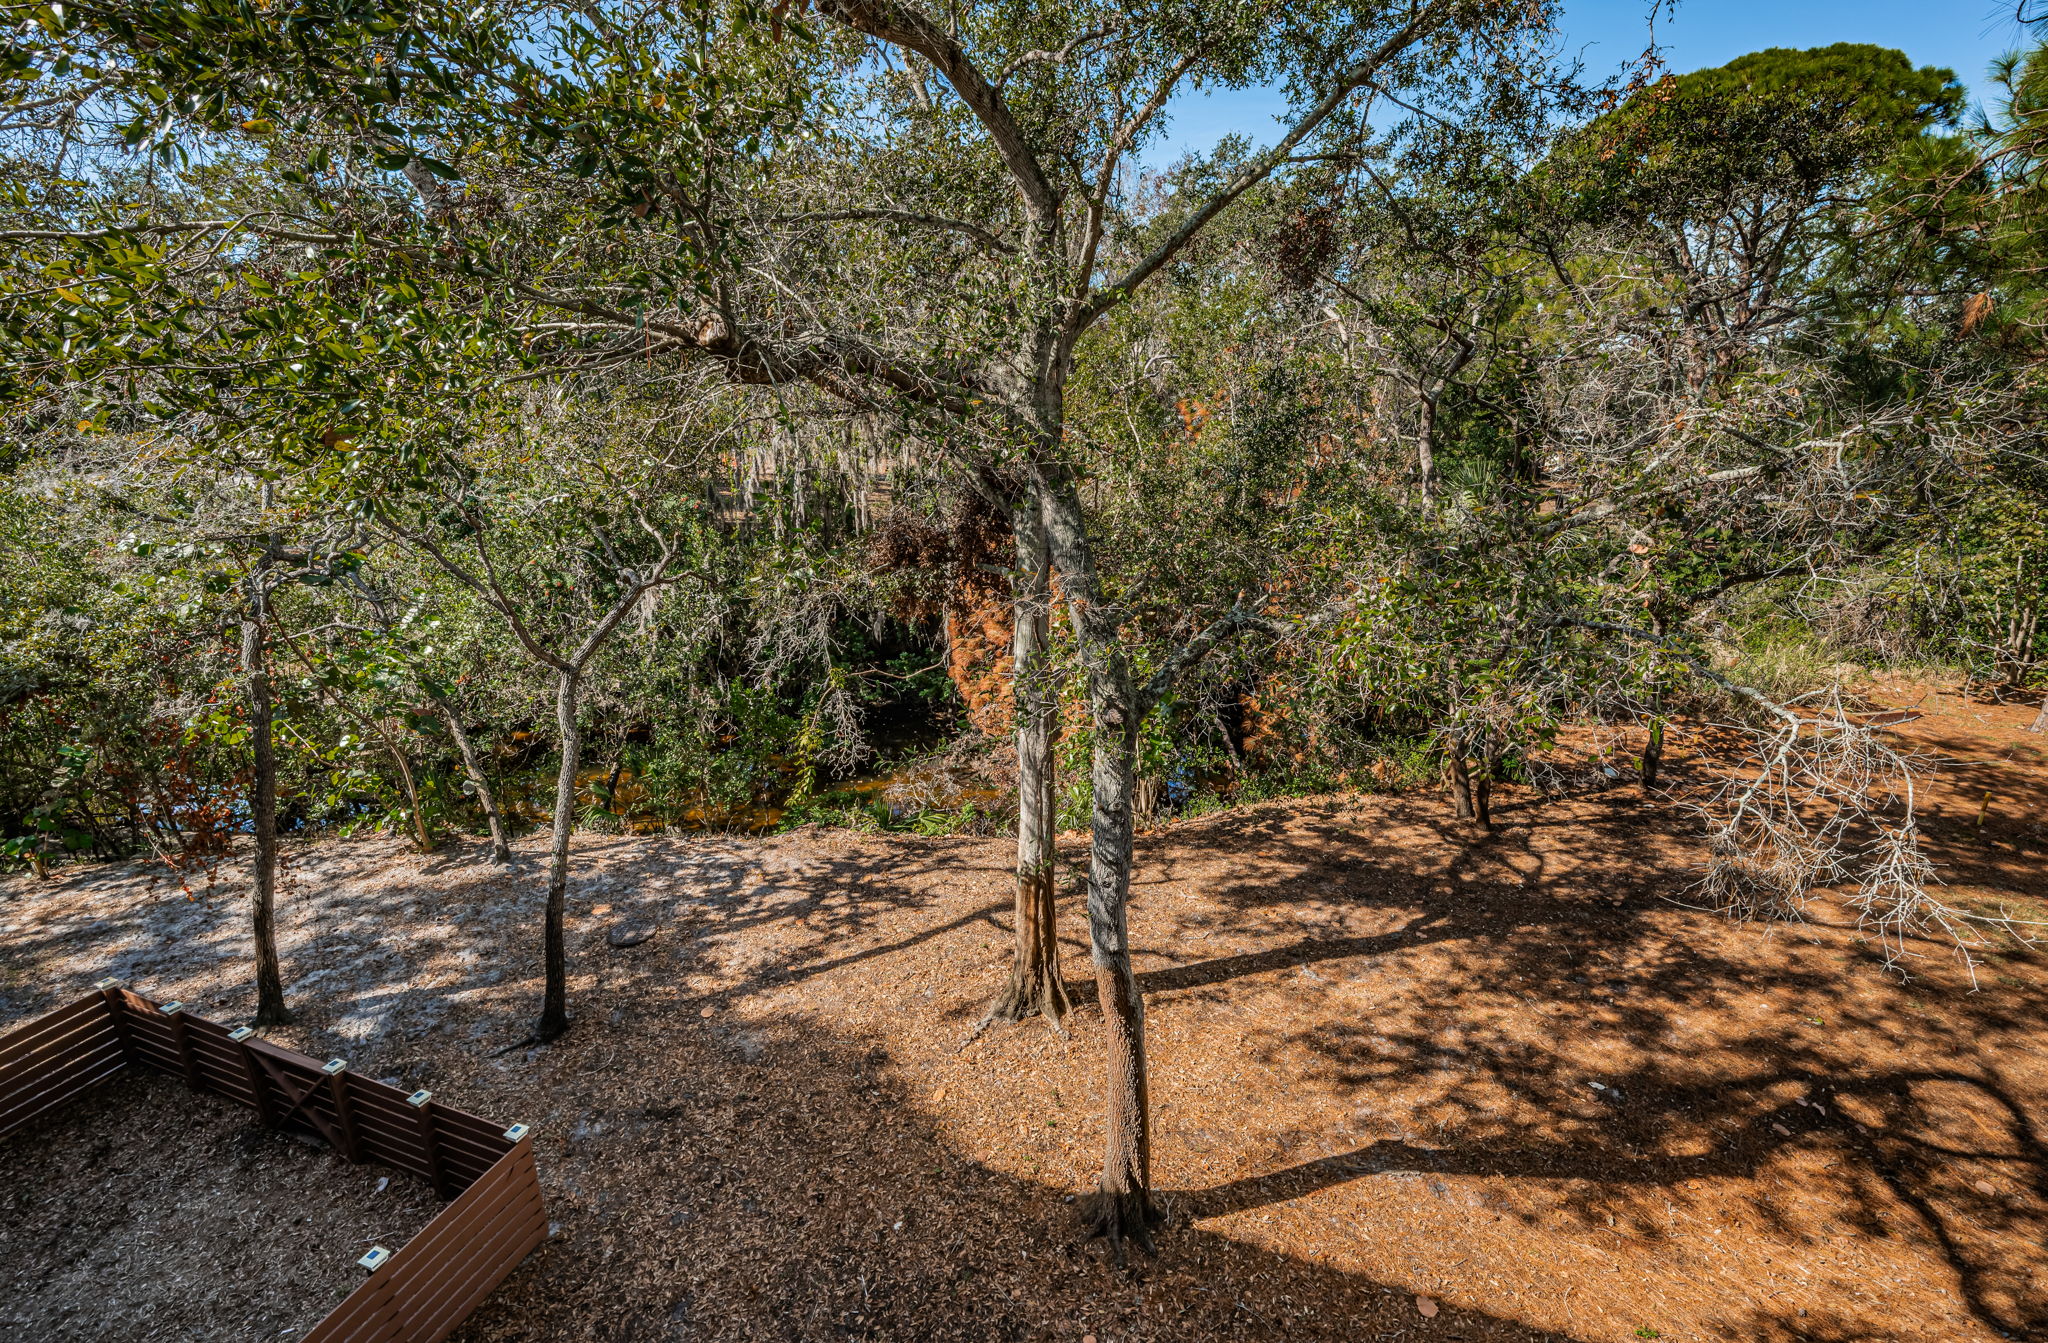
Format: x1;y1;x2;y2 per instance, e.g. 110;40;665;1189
7;783;2048;1341
447;1010;1579;1343
1137;791;2048;1340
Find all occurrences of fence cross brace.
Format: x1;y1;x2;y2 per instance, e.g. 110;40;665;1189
249;1049;347;1149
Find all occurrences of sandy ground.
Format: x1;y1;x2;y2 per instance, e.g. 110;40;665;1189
1;681;2045;1342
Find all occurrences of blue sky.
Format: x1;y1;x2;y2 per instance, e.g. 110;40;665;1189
1149;0;2034;163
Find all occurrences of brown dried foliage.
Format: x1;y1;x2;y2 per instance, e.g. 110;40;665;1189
867;495;1016;734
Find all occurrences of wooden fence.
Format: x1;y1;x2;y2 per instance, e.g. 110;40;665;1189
0;982;547;1343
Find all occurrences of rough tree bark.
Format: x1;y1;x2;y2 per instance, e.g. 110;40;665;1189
1037;470;1162;1258
1411;324;1474;501
981;500;1069;1030
384;500;674;1046
1079;699;1154;1255
241;583;289;1026
1446;742;1476;822
2032;691;2048;735
539;668;582;1041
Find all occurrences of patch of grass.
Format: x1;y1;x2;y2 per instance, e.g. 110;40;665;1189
1719;628;1850;704
1359;735;1438;792
776;797;885;833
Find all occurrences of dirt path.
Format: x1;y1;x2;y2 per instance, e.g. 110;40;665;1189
2;687;2045;1342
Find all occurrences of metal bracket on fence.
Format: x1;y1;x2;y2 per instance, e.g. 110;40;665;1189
358;1246;392;1272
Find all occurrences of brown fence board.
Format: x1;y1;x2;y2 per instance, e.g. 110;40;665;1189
0;1032;123;1098
0;1007;113;1081
388;1161;530;1269
0;996;105;1062
421;1108;514;1152
382;1150;535;1279
120;1037;186;1074
182;1026;244;1062
1;988;545;1343
0;1017;118;1092
405;1195;547;1342
345;1144;545;1343
346;1081;445;1125
355;1129;469;1182
0;1048;127;1133
166;1027;243;1082
0;1059;128;1137
114;1001;173;1038
353;1105;438;1148
344;1098;496;1166
188;1070;260;1107
0;995;123;1140
407;1182;545;1307
0;1033;124;1108
355;1136;436;1181
302;1294;397;1343
304;1142;546;1343
0;1003;115;1065
410;1123;506;1170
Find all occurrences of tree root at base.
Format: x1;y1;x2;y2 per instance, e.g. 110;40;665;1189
960;972;1071;1049
495;1011;573;1056
1081;1186;1164;1266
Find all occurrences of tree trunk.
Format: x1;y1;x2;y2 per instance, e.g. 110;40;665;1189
435;694;514;864
982;503;1069;1030
242;596;289;1026
538;668;581;1042
1079;700;1157;1258
1642;611;1668;788
1036;469;1161;1258
1417;389;1441;499
1446;743;1475;821
381;734;435;853
1473;752;1494;831
2031;691;2048;735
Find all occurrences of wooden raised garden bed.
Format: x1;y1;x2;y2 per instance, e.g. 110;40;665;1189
0;981;546;1343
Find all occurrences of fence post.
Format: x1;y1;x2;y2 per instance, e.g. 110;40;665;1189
352;1247;409;1343
92;978;132;1069
229;1027;274;1126
161;1001;202;1092
323;1059;363;1163
408;1090;452;1198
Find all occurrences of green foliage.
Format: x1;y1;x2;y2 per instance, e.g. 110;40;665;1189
1555;45;1960;224
0;7;2040;873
